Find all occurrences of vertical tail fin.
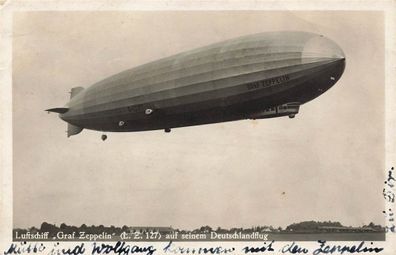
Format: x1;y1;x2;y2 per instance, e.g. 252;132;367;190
67;87;85;137
70;87;84;99
67;123;83;137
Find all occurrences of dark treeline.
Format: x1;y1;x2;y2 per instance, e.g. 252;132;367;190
13;220;385;238
285;221;384;233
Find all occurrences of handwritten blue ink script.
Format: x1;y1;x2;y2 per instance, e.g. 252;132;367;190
2;240;384;255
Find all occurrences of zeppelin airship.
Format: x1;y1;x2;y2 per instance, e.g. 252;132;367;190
46;31;345;140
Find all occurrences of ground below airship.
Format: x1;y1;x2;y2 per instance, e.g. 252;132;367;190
46;31;345;140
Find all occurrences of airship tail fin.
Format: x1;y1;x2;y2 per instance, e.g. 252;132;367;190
67;123;83;137
46;107;69;114
70;86;84;99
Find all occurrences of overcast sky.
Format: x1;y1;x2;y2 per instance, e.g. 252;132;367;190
13;11;384;229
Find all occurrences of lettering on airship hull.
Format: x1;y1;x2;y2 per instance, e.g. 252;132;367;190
127;105;145;114
246;75;290;90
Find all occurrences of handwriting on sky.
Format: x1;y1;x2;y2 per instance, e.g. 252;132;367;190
383;166;395;232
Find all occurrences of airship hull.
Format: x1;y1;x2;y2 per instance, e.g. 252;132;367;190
51;31;345;135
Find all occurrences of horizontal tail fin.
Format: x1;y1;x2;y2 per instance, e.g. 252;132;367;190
68;123;83;137
46;107;69;114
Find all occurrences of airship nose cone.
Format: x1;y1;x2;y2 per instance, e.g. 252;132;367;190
302;34;345;60
301;34;346;88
